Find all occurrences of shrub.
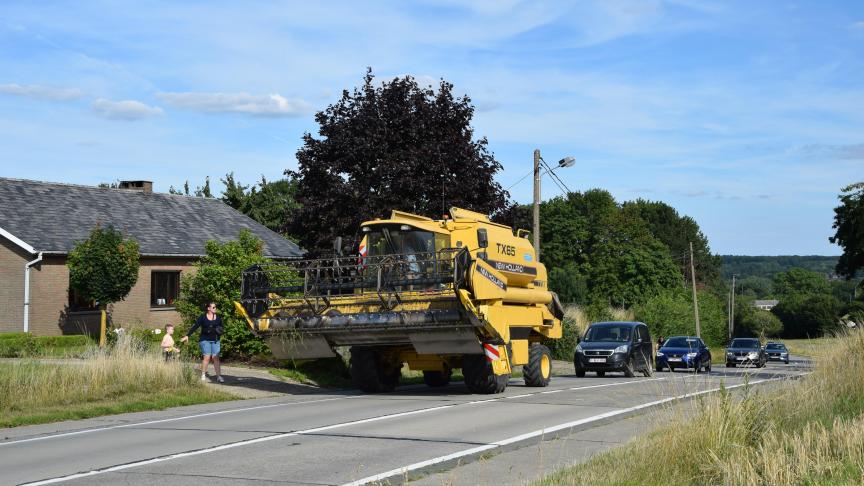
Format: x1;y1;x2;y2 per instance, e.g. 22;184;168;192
0;334;94;357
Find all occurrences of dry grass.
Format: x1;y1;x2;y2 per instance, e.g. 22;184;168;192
0;335;234;427
537;329;864;485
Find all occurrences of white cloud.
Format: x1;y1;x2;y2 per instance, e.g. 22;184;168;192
156;92;311;117
0;83;84;101
91;99;164;121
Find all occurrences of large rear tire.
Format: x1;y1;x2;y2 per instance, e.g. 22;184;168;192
423;369;452;387
523;344;552;387
462;354;509;394
349;346;400;393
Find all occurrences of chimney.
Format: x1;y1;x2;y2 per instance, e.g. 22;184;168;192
118;180;153;194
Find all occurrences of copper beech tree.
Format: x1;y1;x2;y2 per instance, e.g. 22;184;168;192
287;69;508;256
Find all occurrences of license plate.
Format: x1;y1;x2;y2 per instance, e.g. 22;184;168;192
736;357;746;361
667;358;681;362
589;358;606;363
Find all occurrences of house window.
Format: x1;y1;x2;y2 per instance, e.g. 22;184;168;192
69;287;98;311
151;271;180;308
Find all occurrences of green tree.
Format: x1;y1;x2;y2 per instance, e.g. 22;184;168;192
67;225;140;344
221;173;300;233
288;69;508;255
772;294;841;338
67;225;140;308
737;276;773;298
535;190;680;307
174;230;270;359
773;268;830;297
734;297;783;338
623;199;721;288
830;182;864;278
633;289;727;346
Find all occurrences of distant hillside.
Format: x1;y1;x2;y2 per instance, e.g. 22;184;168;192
720;255;839;280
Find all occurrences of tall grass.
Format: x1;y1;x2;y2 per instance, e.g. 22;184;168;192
0;335;232;427
537;329;864;485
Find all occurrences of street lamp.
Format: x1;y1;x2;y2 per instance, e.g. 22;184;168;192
533;150;575;258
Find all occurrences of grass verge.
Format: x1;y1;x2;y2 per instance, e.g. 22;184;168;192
0;336;235;428
536;329;864;485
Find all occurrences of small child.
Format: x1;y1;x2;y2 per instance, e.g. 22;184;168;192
161;324;178;361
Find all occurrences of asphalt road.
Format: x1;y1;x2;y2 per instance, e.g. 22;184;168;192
1;358;810;486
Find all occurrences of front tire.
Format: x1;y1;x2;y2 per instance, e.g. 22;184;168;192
523;344;552;387
462;354;509;394
596;371;605;378
575;369;585;378
642;365;653;377
705;361;712;372
727;362;736;368
623;358;635;378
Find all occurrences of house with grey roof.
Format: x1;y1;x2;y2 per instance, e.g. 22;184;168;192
0;178;303;336
753;299;780;311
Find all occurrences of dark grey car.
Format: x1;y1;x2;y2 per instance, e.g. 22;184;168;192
574;322;653;378
725;338;767;368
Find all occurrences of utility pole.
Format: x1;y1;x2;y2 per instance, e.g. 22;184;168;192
689;241;701;337
730;274;736;339
533;149;541;258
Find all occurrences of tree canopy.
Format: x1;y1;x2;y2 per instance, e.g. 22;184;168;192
519;190;681;307
830;182;864;278
287;69;508;255
622;199;721;288
221;173;299;234
67;225;140;307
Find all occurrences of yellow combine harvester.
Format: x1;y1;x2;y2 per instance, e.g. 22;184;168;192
234;207;564;394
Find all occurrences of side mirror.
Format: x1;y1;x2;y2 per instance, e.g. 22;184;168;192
516;229;530;239
477;228;488;249
576;336;582;344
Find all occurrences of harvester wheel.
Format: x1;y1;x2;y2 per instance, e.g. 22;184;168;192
423;369;452;387
523;344;552;387
462;354;508;394
349;346;400;393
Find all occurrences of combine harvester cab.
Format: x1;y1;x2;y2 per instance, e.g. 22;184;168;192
235;207;564;394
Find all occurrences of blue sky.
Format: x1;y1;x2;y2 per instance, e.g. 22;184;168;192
1;1;862;255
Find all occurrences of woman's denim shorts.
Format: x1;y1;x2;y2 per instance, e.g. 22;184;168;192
199;340;221;356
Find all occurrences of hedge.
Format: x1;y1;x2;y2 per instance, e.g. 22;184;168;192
0;334;94;357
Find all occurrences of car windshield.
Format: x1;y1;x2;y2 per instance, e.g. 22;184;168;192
664;337;700;348
730;339;760;349
765;344;785;350
584;325;632;342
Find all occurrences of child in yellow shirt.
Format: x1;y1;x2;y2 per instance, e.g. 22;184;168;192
161;324;178;361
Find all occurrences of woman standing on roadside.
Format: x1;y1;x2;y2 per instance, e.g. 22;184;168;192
180;302;224;383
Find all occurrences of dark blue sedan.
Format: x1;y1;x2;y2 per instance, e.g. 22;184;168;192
656;336;712;373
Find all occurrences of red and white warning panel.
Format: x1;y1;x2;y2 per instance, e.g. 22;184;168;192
483;343;500;362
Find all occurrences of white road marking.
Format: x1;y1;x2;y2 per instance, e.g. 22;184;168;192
342;372;809;486
0;395;359;447
18;377;666;485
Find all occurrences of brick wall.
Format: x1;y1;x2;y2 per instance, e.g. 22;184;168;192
26;255;197;336
0;238;27;333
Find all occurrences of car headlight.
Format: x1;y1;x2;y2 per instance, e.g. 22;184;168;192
656;351;664;357
726;352;734;357
613;345;629;354
575;343;583;353
748;352;758;358
686;352;697;358
780;352;787;356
